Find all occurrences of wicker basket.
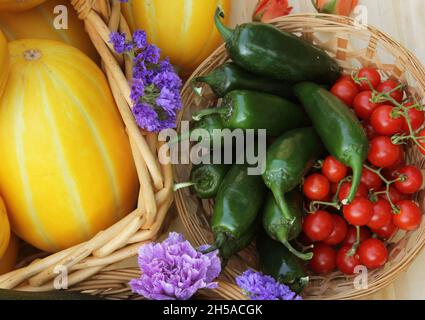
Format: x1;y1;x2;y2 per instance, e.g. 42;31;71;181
0;0;173;299
175;13;425;300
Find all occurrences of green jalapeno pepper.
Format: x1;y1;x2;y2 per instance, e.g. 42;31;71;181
294;82;369;204
211;164;266;261
171;113;225;148
214;8;341;84
188;163;230;199
262;190;312;260
193;90;309;137
219;221;258;264
194;62;294;99
262;127;322;227
257;231;309;294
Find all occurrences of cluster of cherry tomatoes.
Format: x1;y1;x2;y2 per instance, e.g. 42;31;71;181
299;67;424;276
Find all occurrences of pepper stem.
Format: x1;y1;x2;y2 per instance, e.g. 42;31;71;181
271;190;296;223
173;182;196;192
192;107;228;122
191;78;205;96
343;158;363;204
214;6;234;43
282;241;313;261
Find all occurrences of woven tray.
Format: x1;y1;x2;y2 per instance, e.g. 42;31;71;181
175;13;425;300
0;0;173;299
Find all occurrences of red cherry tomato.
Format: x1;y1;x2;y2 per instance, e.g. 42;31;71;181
358;238;388;269
343;197;374;226
362;121;378;140
357;68;381;91
353;91;382;120
337;182;368;202
361;167;383;191
377;80;404;104
370;105;403;136
367;199;393;230
323;215;348;246
331;79;360;107
303;174;330;201
338;75;359;88
343;226;371;246
394;166;423;195
336;245;361;275
379;185;409;204
417;128;425;155
368;136;403;168
303;211;334;242
393;200;422;231
322;156;348;183
309;244;337;274
382;152;405;181
298;232;313;246
372;222;398;240
402;103;425;133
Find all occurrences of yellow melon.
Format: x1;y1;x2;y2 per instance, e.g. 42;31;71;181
0;39;139;253
0;0;99;63
0;233;18;275
0;0;46;12
0;29;8;99
0;197;10;258
122;0;231;76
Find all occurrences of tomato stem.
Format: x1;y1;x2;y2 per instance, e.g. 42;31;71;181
364;164;401;213
347;226;361;257
332;176;352;203
309;200;341;213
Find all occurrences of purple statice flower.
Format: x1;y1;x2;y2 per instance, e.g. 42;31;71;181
133;30;147;49
139;44;161;65
109;32;132;54
236;270;302;301
153;70;182;90
156;87;182;116
109;30;182;132
130;78;145;103
129;233;221;300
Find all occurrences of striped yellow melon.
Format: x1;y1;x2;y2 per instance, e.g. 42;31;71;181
0;39;139;253
0;197;10;258
0;0;46;12
122;0;231;76
0;233;18;275
0;0;99;63
0;29;8;99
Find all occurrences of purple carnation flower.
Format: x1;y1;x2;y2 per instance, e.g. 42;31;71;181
109;30;182;132
129;233;221;300
236;270;302;301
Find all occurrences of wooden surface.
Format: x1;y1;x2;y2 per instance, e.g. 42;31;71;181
227;0;425;300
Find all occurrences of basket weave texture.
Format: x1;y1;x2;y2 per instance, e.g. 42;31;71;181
175;13;425;300
0;0;173;299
